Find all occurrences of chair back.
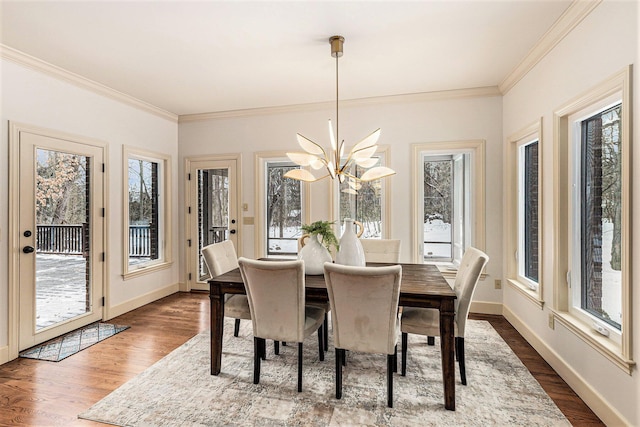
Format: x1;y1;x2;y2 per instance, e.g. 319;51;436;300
238;258;306;343
201;240;239;278
453;247;489;336
323;263;402;355
360;239;401;263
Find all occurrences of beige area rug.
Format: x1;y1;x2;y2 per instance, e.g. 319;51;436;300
79;319;569;426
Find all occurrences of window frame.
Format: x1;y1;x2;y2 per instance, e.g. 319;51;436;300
411;140;485;265
122;146;172;279
505;120;544;307
553;66;633;374
255;152;310;259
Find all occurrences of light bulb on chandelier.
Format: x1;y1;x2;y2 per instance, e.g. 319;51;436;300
283;35;395;193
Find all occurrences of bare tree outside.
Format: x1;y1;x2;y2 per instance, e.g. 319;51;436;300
267;164;301;254
36;150;86;224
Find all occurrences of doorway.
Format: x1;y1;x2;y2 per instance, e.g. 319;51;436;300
9;123;106;354
185;156;240;291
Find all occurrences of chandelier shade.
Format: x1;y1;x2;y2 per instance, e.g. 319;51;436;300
283;35;395;191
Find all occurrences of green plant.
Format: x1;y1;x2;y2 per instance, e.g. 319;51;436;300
301;220;339;251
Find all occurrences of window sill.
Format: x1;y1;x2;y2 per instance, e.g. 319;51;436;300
551;309;635;375
122;260;173;280
506;279;544;309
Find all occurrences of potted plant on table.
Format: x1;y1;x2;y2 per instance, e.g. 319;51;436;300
298;220;339;275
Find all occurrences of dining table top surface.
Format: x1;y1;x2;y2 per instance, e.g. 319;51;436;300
209;261;456;300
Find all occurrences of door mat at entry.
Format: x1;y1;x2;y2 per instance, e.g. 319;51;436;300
19;322;130;362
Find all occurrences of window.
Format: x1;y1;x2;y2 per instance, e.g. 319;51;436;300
334;149;390;239
506;120;542;305
255;153;309;258
122;147;172;277
520;141;539;284
570;101;623;336
412;140;485;265
553;66;632;373
266;162;303;257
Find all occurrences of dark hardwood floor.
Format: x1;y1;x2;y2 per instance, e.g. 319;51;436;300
0;292;603;426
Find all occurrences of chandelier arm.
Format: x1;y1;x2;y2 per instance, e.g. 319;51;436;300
338;157;355;175
342;171;360;181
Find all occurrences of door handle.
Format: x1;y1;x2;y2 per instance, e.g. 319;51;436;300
229;229;236;234
23;246;35;254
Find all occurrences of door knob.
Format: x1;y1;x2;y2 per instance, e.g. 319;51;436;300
229;229;236;234
23;246;35;254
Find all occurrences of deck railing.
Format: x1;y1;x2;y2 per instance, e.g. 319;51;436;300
36;224;151;257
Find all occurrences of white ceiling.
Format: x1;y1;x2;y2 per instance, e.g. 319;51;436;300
1;1;573;116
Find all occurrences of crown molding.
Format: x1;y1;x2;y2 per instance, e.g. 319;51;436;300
178;86;502;123
1;44;178;123
499;0;602;94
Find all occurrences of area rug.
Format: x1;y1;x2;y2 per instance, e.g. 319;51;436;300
79;319;569;426
20;321;130;362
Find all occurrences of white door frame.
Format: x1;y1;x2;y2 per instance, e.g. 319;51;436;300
184;154;242;291
7;122;108;359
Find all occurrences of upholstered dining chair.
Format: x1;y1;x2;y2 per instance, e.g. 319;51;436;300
360;238;401;263
323;262;402;408
201;240;251;338
400;246;489;385
238;257;325;392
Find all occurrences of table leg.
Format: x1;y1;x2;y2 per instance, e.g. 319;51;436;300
439;299;456;410
210;285;225;375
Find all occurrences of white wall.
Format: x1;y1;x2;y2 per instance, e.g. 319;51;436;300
178;94;504;308
0;58;180;355
502;1;638;425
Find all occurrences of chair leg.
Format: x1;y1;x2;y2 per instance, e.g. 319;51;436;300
457;337;467;385
427;336;435;346
260;338;266;360
298;342;303;392
323;313;329;351
401;332;408;376
387;353;394;408
317;325;325;361
234;319;240;337
393;344;398;373
335;348;343;399
274;340;280;355
253;337;261;384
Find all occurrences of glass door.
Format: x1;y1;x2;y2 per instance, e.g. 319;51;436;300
186;157;239;291
18;131;105;350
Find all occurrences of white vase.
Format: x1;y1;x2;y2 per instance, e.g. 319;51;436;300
335;218;365;267
297;233;332;275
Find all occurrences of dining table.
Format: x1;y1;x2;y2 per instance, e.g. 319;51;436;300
208;262;458;410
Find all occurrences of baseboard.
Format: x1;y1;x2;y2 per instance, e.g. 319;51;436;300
503;306;629;427
0;345;8;365
470;301;502;315
106;283;180;320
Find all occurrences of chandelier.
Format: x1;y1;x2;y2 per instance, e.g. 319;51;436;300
283;35;395;194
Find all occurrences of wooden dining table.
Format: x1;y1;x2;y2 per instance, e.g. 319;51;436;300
208;262;458;410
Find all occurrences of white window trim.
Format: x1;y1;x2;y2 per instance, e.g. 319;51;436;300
122;146;173;279
329;145;392;239
505;119;544;309
411;140;486;264
552;65;634;374
254;151;310;259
